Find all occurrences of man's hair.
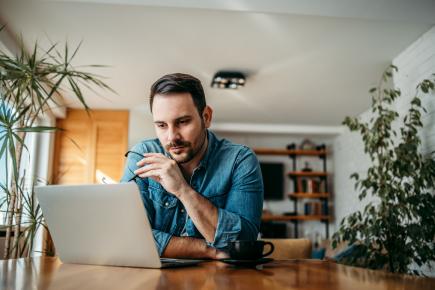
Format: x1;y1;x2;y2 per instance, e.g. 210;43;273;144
149;73;206;115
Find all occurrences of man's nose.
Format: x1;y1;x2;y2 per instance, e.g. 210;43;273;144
167;126;181;142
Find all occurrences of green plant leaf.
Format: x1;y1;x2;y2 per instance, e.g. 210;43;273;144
0;32;114;259
333;65;435;275
15;126;59;133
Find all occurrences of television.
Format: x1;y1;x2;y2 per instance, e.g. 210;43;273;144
260;162;284;200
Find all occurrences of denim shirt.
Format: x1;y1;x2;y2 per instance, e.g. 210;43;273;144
121;130;264;256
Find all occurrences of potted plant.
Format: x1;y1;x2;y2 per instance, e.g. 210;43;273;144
0;30;113;259
332;65;435;275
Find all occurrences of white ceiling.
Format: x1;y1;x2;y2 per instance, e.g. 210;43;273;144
0;0;434;128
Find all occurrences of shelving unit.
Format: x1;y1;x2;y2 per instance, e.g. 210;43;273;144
288;171;328;177
288;193;329;199
261;214;330;222
254;143;331;238
253;148;327;156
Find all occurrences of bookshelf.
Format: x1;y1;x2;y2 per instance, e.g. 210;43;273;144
253;148;327;156
288;193;329;199
261;214;330;222
288;171;328;177
254;143;331;238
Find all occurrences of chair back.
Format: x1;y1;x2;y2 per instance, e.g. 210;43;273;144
261;238;312;259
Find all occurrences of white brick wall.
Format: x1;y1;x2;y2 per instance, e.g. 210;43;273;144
393;27;435;156
333;25;435;275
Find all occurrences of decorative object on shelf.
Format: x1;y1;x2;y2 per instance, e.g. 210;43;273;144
301;162;313;172
0;29;113;259
304;202;323;215
298;139;316;150
301;179;326;193
332;65;435;275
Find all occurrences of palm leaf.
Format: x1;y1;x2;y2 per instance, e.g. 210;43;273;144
15;126;59;133
67;76;89;110
0;135;9;162
6;131;18;181
68;40;83;64
0;29;114;259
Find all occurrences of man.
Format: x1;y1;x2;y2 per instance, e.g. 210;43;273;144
121;73;263;259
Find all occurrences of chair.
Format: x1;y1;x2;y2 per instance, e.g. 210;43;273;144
261;238;312;259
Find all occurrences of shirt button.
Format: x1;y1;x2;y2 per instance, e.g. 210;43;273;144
164;202;169;207
181;208;185;213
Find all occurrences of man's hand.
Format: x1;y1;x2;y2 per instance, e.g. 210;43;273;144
134;153;189;197
207;247;230;260
214;250;230;260
135;153;218;242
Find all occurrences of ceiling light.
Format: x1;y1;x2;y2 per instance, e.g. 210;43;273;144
211;71;246;89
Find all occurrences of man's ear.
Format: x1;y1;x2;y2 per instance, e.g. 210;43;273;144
202;106;213;128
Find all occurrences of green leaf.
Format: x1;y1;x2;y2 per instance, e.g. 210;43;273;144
350;173;359;180
411;97;421;107
0;34;115;259
15;126;59;133
68;76;89;111
334;66;435;275
0;137;8;158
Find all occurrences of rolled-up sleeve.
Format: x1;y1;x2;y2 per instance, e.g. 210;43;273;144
151;229;172;255
121;145;173;256
208;147;263;249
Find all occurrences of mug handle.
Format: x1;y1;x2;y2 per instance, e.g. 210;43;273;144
262;241;275;257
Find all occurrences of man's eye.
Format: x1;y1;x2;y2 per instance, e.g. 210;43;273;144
156;123;166;128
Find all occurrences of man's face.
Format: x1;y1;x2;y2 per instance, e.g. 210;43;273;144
152;93;211;164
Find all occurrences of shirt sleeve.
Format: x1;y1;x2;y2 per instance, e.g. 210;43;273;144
120;145;173;256
207;146;264;249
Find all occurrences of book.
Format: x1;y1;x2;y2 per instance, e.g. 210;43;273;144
304;201;324;215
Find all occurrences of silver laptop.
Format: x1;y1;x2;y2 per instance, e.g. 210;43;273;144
35;182;202;268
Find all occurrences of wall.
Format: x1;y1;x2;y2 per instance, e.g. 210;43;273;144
128;109;156;148
393;26;435;155
332;25;435;274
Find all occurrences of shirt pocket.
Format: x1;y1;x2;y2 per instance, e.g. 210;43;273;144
148;184;178;231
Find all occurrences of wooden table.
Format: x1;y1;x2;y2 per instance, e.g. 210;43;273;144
1;257;434;290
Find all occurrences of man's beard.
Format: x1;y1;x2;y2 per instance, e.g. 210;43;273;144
165;130;207;164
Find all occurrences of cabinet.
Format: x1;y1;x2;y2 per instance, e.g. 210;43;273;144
255;144;330;238
53;109;129;184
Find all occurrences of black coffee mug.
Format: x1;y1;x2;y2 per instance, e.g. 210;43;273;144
228;240;274;260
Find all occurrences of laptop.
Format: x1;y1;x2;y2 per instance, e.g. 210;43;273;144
35;182;203;268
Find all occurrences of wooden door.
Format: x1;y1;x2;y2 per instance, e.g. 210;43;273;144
53;109;129;184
